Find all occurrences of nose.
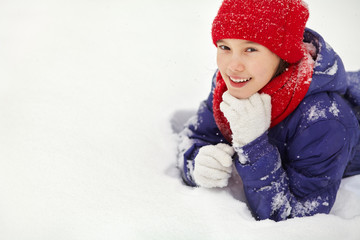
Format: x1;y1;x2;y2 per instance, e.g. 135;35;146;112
228;54;245;73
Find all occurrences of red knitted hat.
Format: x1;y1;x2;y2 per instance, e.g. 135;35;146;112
212;0;309;63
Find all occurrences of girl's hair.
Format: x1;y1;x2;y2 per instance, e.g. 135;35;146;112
273;59;290;79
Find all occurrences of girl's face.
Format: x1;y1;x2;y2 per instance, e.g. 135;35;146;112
216;39;281;99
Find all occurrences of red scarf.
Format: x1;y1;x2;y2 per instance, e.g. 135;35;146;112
213;49;314;143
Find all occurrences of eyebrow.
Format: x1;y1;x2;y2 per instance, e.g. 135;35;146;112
244;41;261;45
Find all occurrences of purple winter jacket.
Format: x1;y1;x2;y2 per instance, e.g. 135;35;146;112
178;28;360;221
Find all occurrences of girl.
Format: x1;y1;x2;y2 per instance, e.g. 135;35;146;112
177;0;360;221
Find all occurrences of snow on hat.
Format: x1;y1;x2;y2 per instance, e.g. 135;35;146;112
211;0;309;63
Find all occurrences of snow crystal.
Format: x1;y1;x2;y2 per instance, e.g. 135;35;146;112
315;60;338;76
307;104;327;122
271;191;286;211
271;156;282;174
326;60;338;75
325;41;333;51
261;175;269;181
329;102;340;117
178;127;195;146
293;199;320;216
314;53;323;68
235;147;249;164
258;172;286;192
306;101;340;123
186;160;195;181
271;191;291;220
304;77;312;85
258;185;272;192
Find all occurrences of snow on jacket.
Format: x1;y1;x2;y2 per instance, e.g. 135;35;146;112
177;28;360;221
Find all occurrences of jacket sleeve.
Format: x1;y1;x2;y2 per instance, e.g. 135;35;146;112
177;73;228;186
234;94;359;221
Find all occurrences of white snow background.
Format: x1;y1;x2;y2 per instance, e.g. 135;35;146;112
1;0;360;239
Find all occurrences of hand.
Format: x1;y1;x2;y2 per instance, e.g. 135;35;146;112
220;91;271;148
193;143;235;188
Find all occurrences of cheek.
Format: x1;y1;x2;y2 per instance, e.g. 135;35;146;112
260;66;274;80
254;59;279;81
216;53;230;73
216;54;224;71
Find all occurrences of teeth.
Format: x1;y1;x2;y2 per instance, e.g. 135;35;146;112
230;77;251;83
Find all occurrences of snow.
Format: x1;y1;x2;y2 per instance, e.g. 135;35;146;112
0;0;360;239
294;198;321;216
235;147;249;164
306;101;341;122
307;103;327;122
329;102;340;117
314;59;338;75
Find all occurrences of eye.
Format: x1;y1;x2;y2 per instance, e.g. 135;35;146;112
218;45;230;51
245;47;257;52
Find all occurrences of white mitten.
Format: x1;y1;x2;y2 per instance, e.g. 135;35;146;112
220;91;271;148
193;143;235;188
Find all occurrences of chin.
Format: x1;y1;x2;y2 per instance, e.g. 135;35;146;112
228;89;252;99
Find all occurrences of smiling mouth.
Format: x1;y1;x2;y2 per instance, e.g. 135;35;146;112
229;76;252;83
